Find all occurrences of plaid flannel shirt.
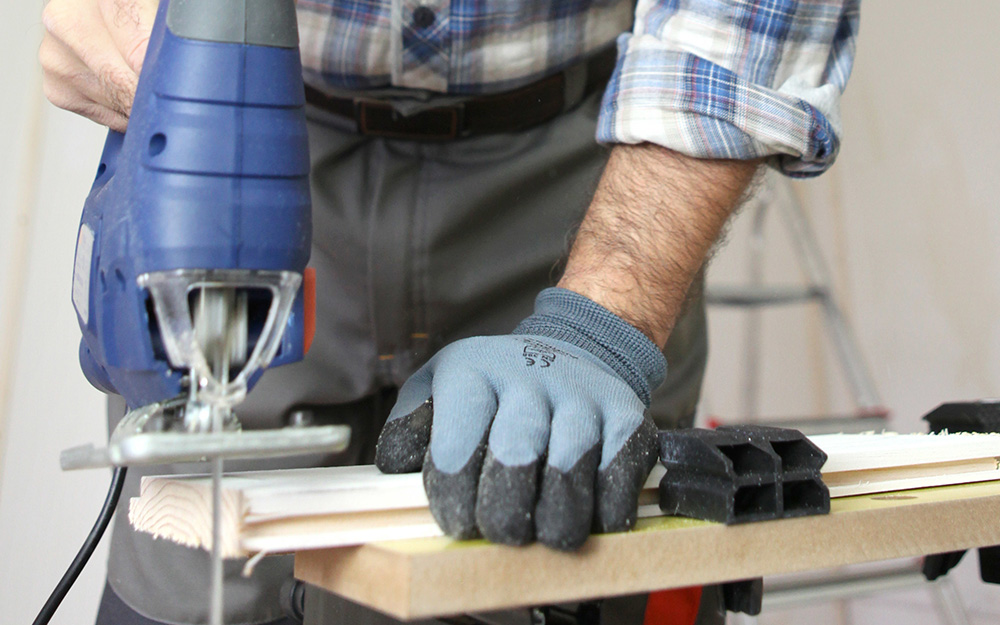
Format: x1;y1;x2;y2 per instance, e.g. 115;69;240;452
296;0;859;176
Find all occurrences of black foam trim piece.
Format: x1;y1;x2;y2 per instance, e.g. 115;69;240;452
723;579;763;616
781;477;831;518
923;551;965;581
980;546;1000;584
657;425;829;525
924;401;1000;434
920;401;1000;585
721;424;827;472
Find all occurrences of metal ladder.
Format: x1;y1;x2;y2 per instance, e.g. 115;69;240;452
705;177;886;430
706;178;971;625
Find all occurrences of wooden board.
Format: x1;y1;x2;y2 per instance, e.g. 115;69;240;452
295;481;1000;620
128;433;1000;557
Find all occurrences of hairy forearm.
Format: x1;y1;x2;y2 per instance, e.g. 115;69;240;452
559;144;762;347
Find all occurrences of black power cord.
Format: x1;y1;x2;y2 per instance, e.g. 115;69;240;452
32;466;127;625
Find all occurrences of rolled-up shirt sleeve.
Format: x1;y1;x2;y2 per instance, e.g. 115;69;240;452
596;0;859;177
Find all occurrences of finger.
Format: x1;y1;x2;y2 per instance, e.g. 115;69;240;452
43;0;138;117
475;388;550;545
594;413;658;533
42;73;129;132
79;101;130;133
535;402;601;550
375;364;434;473
40;36;125;123
423;365;497;539
100;0;157;73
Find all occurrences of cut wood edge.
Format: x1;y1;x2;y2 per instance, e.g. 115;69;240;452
129;476;247;558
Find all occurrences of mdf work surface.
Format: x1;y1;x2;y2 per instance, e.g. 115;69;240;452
294;481;1000;620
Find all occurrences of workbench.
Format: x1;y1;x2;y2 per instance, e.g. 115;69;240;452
294;481;1000;620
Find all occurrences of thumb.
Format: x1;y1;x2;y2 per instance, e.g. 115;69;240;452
101;0;158;74
375;364;435;474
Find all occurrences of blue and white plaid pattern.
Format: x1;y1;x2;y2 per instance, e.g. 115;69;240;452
297;0;859;175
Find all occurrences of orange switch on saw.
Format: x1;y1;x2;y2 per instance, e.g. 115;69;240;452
303;267;316;355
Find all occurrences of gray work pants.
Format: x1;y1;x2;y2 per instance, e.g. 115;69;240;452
100;90;711;625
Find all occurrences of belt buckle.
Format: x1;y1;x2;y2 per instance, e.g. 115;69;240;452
355;100;464;140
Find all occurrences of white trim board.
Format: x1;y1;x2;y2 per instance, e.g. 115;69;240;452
128;432;1000;557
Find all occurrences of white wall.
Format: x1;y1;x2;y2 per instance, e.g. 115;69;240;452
2;1;1000;625
0;3;111;625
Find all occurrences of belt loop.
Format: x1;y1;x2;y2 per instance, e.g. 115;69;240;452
562;62;588;113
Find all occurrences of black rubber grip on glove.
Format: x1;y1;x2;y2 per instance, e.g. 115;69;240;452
593;418;659;534
476;452;541;545
375;399;433;473
381;398;659;550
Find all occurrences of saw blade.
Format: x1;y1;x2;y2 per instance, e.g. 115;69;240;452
193;286;243;625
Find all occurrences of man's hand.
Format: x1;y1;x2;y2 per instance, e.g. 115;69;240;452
40;0;157;131
377;143;761;550
376;288;665;550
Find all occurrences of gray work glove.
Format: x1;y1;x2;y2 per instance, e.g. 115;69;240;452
375;287;666;550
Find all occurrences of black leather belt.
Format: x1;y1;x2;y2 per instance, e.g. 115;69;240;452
304;47;617;140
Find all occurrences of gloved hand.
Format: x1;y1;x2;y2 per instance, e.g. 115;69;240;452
375;287;666;550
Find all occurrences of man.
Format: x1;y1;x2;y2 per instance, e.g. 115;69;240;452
40;0;858;623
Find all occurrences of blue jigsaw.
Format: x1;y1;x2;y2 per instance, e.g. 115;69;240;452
61;0;348;469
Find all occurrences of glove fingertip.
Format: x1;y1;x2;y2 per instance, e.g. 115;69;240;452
475;452;538;546
535;446;600;551
375;399;433;473
594;418;658;533
423;447;485;540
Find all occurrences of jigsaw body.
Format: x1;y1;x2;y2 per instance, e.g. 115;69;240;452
64;0;345;473
73;0;311;413
55;3;346;623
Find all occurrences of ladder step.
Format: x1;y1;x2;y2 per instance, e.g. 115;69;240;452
706;285;826;307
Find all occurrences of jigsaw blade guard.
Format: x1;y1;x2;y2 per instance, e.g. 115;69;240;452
139;268;301;407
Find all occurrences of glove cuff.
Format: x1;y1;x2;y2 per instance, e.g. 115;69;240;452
513;287;667;406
